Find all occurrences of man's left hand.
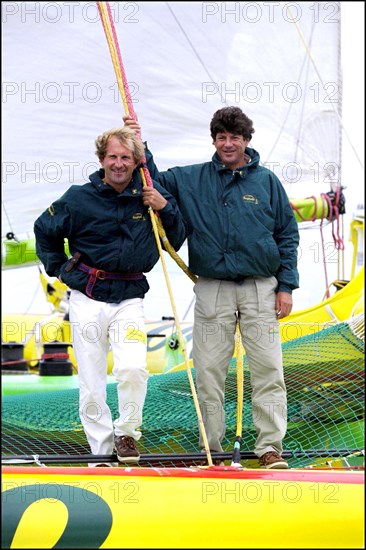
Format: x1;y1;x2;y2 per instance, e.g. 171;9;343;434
275;291;293;319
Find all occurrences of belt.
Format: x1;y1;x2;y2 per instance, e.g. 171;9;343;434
77;263;143;298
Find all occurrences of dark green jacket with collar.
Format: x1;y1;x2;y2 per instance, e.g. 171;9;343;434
34;168;187;303
146;147;299;293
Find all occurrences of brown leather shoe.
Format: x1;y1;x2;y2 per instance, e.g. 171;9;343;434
259;451;288;469
114;436;140;463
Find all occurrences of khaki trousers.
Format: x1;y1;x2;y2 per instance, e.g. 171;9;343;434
193;276;287;456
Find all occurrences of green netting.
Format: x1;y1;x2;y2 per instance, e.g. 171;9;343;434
2;317;364;469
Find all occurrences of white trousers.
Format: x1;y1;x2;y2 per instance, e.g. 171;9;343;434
69;291;149;456
193;276;287;456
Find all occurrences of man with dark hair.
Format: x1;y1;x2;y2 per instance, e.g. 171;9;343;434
34;127;186;466
210;105;255;141
125;107;299;468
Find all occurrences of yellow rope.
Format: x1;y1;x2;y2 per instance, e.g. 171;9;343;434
98;3;129;114
230;320;244;467
99;2;197;283
97;1;212;465
235;322;244;438
156;221;197;284
147;201;211;464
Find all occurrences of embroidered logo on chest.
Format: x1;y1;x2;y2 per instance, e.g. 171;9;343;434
243;194;258;205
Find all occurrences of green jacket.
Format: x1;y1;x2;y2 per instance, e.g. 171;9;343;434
34;168;186;303
146;147;299;293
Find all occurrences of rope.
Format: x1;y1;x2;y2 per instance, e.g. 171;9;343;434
97;3;195;283
165;3;228;106
231;321;244;467
96;1;212;465
289;190;345;300
1;359;28;366
289;194;329;223
285;1;350;294
41;353;69;361
1;202;16;240
285;2;363;170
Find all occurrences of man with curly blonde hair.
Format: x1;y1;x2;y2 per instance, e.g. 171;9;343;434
35;127;186;466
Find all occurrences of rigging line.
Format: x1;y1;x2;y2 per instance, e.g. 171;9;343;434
165;3;228;105
183;294;195;321
99;2;197;285
97;3;130;113
1;200;15;236
96;1;213;466
340;212;345;278
24;273;46;315
320;219;331;300
293;22;315;166
285;2;364;171
105;2;197;284
231;321;244;467
264;24;312;167
282;4;345;286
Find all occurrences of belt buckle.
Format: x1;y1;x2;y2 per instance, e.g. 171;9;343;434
96;269;106;280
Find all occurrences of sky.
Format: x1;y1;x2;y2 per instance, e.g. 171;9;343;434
1;1;364;321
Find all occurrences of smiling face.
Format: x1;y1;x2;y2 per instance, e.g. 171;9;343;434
213;131;250;170
100;136;138;193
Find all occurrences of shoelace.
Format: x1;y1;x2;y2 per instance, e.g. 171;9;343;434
121;437;136;450
262;452;281;462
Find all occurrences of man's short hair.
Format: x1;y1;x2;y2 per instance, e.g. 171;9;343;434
210;107;255;141
95;127;145;163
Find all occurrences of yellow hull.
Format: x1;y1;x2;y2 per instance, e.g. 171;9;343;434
2;466;364;549
279;266;364;343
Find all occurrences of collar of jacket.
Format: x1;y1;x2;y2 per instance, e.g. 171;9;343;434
212;147;259;173
89;168;143;195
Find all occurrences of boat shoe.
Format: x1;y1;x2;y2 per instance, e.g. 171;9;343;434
259;451;289;469
114;435;140;463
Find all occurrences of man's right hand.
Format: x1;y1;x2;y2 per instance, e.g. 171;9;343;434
123;115;141;134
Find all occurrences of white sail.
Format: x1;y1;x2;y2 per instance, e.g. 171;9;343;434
1;1;364;317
